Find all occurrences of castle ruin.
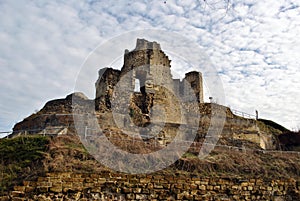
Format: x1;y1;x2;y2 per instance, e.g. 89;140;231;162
95;39;203;126
11;38;283;150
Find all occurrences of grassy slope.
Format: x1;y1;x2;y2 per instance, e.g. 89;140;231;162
0;136;49;193
258;119;290;133
1;134;300;195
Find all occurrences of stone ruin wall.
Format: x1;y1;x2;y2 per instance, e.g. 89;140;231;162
11;38;281;150
95;68;121;110
95;39;204;122
6;172;300;200
93;39;207;143
184;71;204;104
93;39;280;148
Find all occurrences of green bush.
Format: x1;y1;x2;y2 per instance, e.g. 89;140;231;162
0;136;49;194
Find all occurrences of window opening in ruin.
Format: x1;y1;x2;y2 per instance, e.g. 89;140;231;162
136;71;147;94
134;79;141;92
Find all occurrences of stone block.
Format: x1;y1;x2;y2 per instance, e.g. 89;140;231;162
72;173;82;178
241;182;248;187
50;177;62;183
62;182;72;188
191;190;198;195
0;196;10;201
37;181;52;188
260;186;266;190
90;187;102;193
13;186;25;192
177;193;184;200
11;191;24;197
177;179;186;184
199;185;206;191
11;198;26;201
184;194;193;200
147;183;154;189
153;175;164;180
200;181;209;185
150;193;158;199
133;188;142;193
25;186;35;193
232;185;240;190
166;176;174;183
153;184;163;189
137;183;147;188
221;184;227;191
126;194;135;200
97;178;106;184
194;195;205;200
129;178;139;184
84;177;94;183
59;172;71;178
37;187;48;193
171;188;181;194
162;183;170;189
213;185;221;191
22;181;31;187
173;183;183;189
183;184;191;190
72;182;83;191
206;185;213;191
241;191;251;196
121;187;132;193
136;194;148;200
142;188;150;194
256;179;263;185
73;178;85;182
49;186;62;193
274;191;283;196
84;182;94;188
37;177;50;182
139;178;151;183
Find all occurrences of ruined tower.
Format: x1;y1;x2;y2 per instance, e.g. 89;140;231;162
120;38;174;95
184;71;204;103
95;39;204;127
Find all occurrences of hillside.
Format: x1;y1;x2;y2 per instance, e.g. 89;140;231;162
1;134;300;200
3;38;299;200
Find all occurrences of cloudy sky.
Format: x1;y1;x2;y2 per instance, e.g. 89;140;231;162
0;0;300;134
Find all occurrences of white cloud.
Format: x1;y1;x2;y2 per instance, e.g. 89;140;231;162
0;0;299;131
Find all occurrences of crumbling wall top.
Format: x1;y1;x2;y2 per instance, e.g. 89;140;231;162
134;38;161;51
185;71;202;77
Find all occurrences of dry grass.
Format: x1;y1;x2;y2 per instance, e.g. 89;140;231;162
171;148;300;179
0;136;48;193
1;132;300;195
43;133;300;180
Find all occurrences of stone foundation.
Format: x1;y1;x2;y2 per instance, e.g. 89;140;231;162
4;172;300;200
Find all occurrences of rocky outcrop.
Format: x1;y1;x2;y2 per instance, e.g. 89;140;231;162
11;93;91;138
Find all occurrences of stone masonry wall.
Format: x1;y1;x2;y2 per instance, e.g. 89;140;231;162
6;172;300;200
184;71;204;103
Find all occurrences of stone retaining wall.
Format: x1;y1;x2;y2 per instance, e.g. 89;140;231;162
3;172;300;200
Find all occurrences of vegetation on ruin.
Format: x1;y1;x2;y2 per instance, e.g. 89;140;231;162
1;131;300;195
0;136;49;193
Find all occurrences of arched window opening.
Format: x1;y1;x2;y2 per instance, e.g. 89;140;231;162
134;79;140;92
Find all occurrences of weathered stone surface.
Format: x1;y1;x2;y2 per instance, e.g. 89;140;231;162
9;38;286;150
5;173;300;200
